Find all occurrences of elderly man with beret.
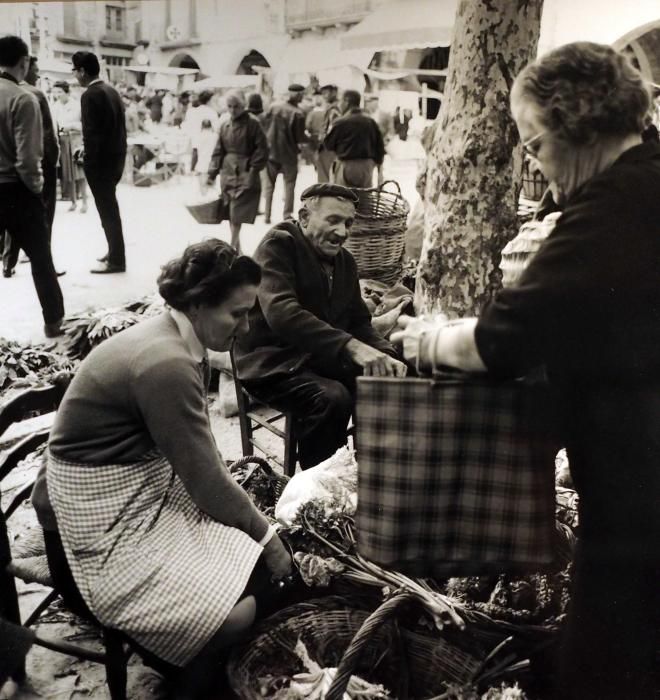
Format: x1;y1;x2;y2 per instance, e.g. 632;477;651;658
262;83;307;222
234;183;407;469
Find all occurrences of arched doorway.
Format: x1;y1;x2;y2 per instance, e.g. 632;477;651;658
169;53;200;71
237;49;270;75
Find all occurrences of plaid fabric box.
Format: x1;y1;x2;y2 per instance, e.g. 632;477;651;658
355;375;557;577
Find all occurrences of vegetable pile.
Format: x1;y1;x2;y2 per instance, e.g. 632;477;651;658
0;338;75;393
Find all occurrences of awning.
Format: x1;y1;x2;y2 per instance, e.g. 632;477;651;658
125;65;199;76
277;37;374;74
191;75;259;90
341;0;458;52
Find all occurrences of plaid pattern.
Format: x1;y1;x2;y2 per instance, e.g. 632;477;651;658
355;376;556;577
47;451;262;666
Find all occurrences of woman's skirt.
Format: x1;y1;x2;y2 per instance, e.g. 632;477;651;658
58;130;85;198
47;451;263;667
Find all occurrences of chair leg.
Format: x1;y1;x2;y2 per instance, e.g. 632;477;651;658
103;628;128;700
283;413;297;477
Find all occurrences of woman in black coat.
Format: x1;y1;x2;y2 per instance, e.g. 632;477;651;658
394;42;659;699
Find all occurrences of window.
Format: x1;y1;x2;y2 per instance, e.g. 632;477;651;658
106;6;112;31
115;8;123;31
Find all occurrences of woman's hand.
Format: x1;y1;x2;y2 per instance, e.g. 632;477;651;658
390;315;442;369
263;533;293;580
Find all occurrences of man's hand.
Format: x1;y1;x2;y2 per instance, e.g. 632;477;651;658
262;534;293;579
345;338;407;377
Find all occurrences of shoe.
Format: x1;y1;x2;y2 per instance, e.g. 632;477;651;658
264;217;271;224
2;268;13;278
44;318;64;338
56;269;66;277
90;262;126;274
68;203;76;212
97;254;108;263
80;203;88;213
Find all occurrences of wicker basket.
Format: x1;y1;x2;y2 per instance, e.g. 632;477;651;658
185;197;228;225
229;455;290;509
228;593;480;700
520;157;549;201
344;180;410;286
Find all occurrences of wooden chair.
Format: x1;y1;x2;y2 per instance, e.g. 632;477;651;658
0;375;131;699
229;349;298;477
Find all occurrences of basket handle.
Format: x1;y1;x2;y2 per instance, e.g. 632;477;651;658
354;179;403;198
326;592;416;700
229;455;277;487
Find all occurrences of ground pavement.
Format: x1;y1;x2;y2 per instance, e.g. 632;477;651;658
1;154;420;345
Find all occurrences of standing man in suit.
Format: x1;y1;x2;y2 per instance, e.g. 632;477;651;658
323;90;385;189
0;36;65;336
262;84;307;223
72;51;127;273
2;56;61;277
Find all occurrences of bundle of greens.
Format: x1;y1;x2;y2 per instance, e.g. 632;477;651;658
265;639;390;699
443;566;571;625
0;339;75;393
281;499;465;631
64;295;163;360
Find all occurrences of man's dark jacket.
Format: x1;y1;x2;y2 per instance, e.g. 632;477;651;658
80;81;126;170
235;221;394;382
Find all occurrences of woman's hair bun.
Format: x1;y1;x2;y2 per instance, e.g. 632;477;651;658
157;239;261;310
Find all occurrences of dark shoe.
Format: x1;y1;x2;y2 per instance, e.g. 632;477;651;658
264;217;271;224
2;268;13;278
90;263;126;274
44;318;64;338
97;254;108;263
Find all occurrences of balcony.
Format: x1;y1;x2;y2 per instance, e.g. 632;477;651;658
284;0;377;31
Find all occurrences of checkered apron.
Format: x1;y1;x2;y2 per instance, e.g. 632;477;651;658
47;450;263;666
355;376;557;577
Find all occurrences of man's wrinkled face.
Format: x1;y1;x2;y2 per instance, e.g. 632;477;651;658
300;197;356;259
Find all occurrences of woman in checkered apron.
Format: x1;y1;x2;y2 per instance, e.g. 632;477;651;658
39;240;292;694
394;43;660;700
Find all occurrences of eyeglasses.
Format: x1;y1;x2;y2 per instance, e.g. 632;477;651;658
522;130;546;158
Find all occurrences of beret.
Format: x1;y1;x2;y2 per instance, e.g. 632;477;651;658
300;183;359;203
288;83;306;92
320;83;337;91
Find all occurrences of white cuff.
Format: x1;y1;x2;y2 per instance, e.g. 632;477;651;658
258;523;277;548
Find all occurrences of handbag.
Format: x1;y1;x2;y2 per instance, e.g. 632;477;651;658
355;372;558;577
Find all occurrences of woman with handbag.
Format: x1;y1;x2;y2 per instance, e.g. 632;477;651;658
34;240;292;698
206;90;269;254
393;42;659;699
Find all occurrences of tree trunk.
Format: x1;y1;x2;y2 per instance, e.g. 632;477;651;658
416;0;544;317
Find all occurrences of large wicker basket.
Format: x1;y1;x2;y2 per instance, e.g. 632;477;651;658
227;594;480;700
344;180;410;286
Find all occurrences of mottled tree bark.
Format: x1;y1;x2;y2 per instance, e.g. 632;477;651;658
416;0;544;317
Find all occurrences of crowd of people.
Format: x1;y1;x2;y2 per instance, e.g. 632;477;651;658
1;36;401;336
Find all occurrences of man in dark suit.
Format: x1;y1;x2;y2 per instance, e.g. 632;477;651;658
72;51;126;273
234;183;406;469
2;56;61;277
262;84;307;222
0;36;64;336
323;90;385;188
